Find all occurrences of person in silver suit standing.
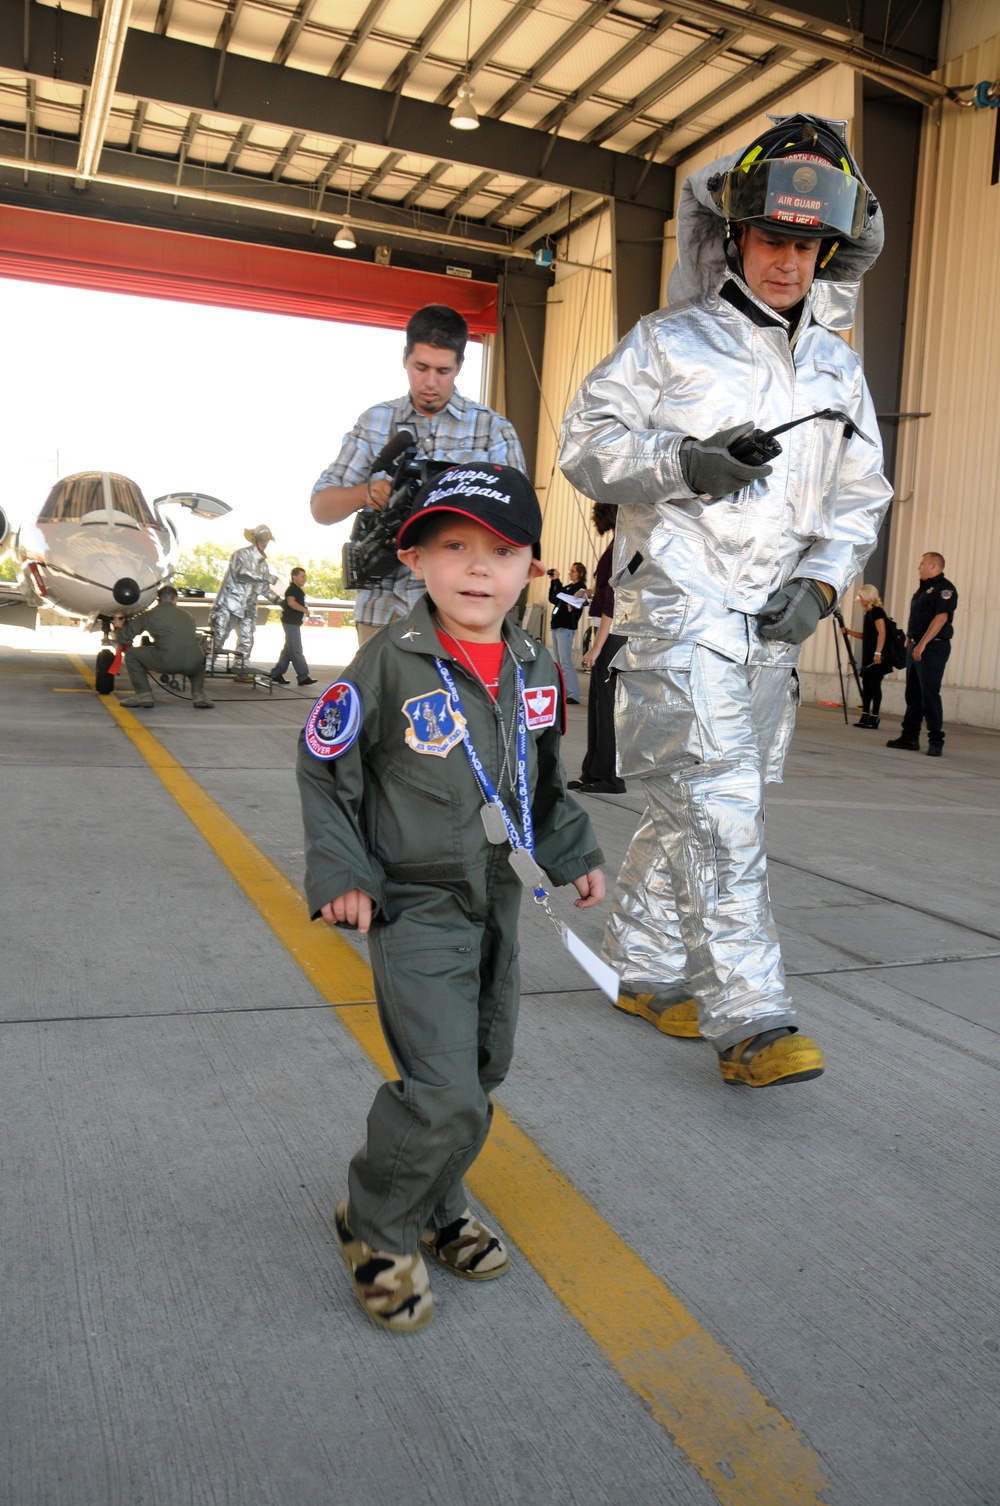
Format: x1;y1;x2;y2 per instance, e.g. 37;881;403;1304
559;114;892;1088
210;524;283;681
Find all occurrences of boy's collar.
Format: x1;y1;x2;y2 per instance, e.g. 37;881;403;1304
387;593;539;663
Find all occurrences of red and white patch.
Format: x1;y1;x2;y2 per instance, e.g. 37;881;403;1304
522;684;558;729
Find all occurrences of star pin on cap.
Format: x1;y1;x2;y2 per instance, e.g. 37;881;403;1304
397;465;543;554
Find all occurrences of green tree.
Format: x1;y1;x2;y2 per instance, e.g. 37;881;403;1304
173;540;237;591
0;555;16;582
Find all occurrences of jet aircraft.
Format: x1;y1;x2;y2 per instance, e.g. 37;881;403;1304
0;470;230;691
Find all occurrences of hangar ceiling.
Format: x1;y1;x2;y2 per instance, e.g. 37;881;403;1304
0;0;950;275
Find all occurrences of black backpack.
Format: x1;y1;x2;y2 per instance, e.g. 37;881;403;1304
882;614;907;670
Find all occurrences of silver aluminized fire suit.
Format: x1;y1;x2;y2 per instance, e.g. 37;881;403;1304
559;156;892;1051
209;544;281;669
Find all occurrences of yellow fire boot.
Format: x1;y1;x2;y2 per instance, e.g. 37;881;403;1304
718;1028;824;1087
615;990;702;1038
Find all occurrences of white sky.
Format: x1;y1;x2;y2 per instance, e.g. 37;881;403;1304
0;277;483;561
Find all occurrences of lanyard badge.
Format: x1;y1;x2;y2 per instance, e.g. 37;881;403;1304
433;658;618;1001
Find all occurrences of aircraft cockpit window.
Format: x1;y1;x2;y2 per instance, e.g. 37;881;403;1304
39;474;104;521
109;476;155;526
38;473;156;526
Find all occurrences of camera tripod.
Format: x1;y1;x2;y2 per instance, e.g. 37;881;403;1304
831;608;864;726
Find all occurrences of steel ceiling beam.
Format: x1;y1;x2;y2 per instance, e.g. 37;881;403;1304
433;0;542;109
74;0;133;183
270;130;305;180
360;150;403;198
0;141;541;260
384;0;466;96
272;0;319;68
534;9;682;136
329;0;392;81
645;0;952;105
487;0;620;121
628;42;795;161
583;25;745;146
668;58;833;164
3;0;675;210
401;160;450;209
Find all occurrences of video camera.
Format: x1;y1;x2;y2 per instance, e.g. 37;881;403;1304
342;427;452;590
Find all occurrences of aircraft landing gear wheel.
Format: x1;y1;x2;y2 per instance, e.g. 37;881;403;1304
95;648;115;696
159;673;180;690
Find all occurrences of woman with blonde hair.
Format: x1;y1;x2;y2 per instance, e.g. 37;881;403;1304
841;583;891;728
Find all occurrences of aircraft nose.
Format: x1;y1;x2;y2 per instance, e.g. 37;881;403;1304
113;577;141;605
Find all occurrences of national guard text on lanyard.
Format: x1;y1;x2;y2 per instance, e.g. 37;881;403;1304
433;657;549;899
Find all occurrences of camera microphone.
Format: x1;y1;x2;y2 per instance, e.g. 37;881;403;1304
372;426;416;474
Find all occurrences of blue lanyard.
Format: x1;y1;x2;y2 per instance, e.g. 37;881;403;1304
434;657;534;858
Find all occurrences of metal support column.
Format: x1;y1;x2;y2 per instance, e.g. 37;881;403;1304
610;198;669;344
497;264;549;481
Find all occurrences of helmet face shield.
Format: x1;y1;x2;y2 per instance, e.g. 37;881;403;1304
717;155;869;240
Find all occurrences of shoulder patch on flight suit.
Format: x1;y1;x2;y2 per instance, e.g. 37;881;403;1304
402;689;466;757
304;681;363;761
523;684;559;730
940;589;954;600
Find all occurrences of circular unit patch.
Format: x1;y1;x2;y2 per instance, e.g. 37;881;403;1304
304;680;363;761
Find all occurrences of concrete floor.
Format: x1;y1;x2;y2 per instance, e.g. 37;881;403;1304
1;631;998;1506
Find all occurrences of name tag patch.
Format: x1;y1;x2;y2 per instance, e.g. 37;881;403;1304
523;684;558;729
403;688;466;757
305;681;362;761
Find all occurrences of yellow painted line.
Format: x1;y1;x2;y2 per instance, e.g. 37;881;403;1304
75;654;833;1506
52;687;93;692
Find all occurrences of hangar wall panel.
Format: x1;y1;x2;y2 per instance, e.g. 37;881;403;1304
531;254;614;634
887;29;1000;729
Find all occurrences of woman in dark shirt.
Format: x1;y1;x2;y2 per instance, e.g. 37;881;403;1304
842;583;891;728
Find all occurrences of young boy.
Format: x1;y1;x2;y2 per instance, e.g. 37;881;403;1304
297;464;605;1333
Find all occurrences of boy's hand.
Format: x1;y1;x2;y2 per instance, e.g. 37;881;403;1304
571;869;605;909
320;890;373;934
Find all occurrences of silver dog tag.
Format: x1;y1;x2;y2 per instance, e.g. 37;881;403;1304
508;846;547;891
480;800;509;844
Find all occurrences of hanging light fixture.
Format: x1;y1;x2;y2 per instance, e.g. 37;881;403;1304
450;81;479;131
335;143;357;249
450;0;479;130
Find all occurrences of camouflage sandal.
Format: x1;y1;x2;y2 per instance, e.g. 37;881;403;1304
334;1202;434;1333
420;1210;509;1281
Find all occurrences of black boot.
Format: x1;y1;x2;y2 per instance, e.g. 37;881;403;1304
854;713;873;727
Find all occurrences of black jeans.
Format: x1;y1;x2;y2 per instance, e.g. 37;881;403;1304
900;639;951;746
580;632;626;791
861;661;892;717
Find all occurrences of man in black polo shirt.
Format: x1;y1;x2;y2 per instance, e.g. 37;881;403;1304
887;552;958;757
270;568;317;686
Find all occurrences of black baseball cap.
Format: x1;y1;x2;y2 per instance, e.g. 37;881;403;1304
397;464;543;555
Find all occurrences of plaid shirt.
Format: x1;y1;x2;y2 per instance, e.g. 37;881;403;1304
314;390;527;626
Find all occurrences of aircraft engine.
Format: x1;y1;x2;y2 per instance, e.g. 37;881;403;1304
0;505;10;551
113;576;141;605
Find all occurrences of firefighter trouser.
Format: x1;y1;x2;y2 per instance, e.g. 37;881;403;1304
210;606;256;666
125;644;206;696
347;879;521;1254
605;646;799;1051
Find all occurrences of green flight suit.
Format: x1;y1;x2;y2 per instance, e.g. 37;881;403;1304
119;602;208;695
297;595;603;1254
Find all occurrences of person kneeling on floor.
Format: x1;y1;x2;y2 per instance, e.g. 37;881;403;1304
117;585;213;709
297;464;604;1333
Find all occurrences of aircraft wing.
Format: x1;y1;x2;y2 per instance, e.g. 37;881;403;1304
175;593;354;628
0;582;38;630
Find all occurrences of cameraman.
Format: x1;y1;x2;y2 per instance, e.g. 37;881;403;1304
311;304;526;643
